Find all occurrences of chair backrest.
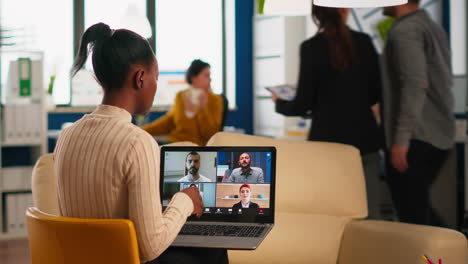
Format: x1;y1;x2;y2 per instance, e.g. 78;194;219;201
207;132;368;218
31;153;60;215
26;207;140;264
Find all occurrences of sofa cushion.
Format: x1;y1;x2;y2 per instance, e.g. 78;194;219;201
207;132;367;218
228;212;351;264
31;153;60;215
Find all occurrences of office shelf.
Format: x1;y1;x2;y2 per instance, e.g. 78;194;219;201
0;51;47;239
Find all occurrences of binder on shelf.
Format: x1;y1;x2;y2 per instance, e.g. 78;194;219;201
18;58;32;97
15;104;25;141
16;193;32;233
3;192;32;234
3;104;15;142
22;104;33;143
4;59;44;103
22;167;33;189
1;166;33;191
16;194;25;233
5;60;19;102
2;167;22;190
6;194;17;233
31;60;44;100
32;103;43;142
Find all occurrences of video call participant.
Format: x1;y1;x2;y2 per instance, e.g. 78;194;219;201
232;184;260;212
178;151;212;182
228;152;265;183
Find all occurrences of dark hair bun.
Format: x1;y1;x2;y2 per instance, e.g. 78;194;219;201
185;59;210;84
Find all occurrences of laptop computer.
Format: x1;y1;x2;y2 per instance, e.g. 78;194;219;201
160;146;276;250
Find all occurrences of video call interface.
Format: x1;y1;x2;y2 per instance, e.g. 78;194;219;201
161;150;273;216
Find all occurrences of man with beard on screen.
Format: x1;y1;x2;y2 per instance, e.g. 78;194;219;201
178;151;212;182
228;152;265;183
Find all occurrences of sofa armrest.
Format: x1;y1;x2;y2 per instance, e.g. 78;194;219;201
338;220;468;264
32;153;60;215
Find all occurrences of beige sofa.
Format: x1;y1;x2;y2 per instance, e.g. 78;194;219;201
205;132;467;264
32;132;468;264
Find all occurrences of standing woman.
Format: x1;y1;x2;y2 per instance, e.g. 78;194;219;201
272;5;383;219
142;59;224;146
54;23;227;263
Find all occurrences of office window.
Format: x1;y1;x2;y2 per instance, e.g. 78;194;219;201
85;0;147;32
0;0;73;105
0;0;233;107
73;0;232;107
154;0;223;106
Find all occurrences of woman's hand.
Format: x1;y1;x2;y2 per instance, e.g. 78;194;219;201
180;186;203;217
184;90;200;113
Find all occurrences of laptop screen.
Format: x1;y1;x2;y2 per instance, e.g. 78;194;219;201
160;146;276;224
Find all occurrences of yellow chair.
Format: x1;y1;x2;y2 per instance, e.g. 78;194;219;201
26;207;140;264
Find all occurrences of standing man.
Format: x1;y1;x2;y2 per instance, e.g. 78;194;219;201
228;153;265;183
178;152;212;182
382;0;454;226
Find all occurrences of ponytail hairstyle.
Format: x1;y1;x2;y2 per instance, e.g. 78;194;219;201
312;5;356;72
71;22;155;91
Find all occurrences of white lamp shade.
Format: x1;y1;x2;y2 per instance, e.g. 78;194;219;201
313;0;408;8
263;0;408;16
119;4;152;39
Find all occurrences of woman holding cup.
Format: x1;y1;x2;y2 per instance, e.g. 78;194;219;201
142;59;224;146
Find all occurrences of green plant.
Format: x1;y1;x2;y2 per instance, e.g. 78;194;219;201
47;75;56;95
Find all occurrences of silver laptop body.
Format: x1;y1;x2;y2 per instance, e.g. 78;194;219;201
160;146;276;250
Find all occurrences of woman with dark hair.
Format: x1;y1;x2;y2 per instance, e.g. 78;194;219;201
232;184;260;212
54;23;227;264
272;5;383;219
142;59;224;146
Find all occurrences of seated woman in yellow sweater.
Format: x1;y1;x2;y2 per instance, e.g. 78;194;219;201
142;59;223;146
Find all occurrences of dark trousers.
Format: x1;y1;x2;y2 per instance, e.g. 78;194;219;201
386;139;449;227
146;247;228;264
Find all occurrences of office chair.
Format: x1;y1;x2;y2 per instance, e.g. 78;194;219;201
26;207;140;264
220;94;229;130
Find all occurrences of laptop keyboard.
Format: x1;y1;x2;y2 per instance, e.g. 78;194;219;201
179;224;266;237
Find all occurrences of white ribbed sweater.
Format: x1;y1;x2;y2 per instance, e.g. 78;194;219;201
54;105;193;262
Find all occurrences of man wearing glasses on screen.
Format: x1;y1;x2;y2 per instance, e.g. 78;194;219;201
228;152;264;183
